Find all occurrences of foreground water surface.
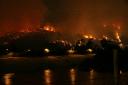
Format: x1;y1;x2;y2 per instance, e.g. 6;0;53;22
0;56;128;85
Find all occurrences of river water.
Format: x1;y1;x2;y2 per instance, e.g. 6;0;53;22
0;56;128;85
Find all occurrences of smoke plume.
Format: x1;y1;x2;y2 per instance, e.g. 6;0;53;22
0;0;128;39
42;0;128;38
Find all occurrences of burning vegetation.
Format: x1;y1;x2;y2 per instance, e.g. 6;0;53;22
43;24;56;32
83;34;96;39
0;19;127;57
18;24;56;33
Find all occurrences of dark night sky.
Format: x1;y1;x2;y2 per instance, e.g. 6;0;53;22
0;0;128;37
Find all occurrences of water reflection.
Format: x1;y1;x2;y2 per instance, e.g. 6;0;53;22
3;73;14;85
0;68;121;85
44;69;52;85
69;68;76;85
90;69;95;80
89;69;95;85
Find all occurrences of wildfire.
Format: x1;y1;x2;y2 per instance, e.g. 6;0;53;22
43;25;55;32
115;32;121;43
83;34;96;39
19;24;56;33
20;29;32;33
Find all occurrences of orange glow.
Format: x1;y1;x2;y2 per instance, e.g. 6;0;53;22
83;34;95;39
112;23;121;30
83;35;89;38
44;69;52;84
102;35;109;40
20;29;32;33
112;24;116;28
115;32;121;42
103;24;107;27
70;68;76;85
90;69;95;80
3;73;14;85
43;25;55;32
117;25;121;30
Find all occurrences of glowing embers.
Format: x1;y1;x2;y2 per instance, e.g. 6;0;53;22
3;73;14;85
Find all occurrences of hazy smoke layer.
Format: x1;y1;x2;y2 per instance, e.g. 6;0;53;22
0;0;128;38
42;0;128;37
0;0;46;35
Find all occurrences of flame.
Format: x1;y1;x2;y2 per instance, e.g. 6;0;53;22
83;35;89;38
19;24;56;33
43;25;55;32
83;34;95;39
115;32;121;42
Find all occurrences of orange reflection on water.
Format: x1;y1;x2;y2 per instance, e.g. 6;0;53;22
70;68;76;85
3;73;14;85
44;69;52;85
90;69;95;80
89;69;95;85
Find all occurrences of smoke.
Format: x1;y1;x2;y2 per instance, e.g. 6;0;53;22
0;0;128;39
42;0;128;38
0;0;46;35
